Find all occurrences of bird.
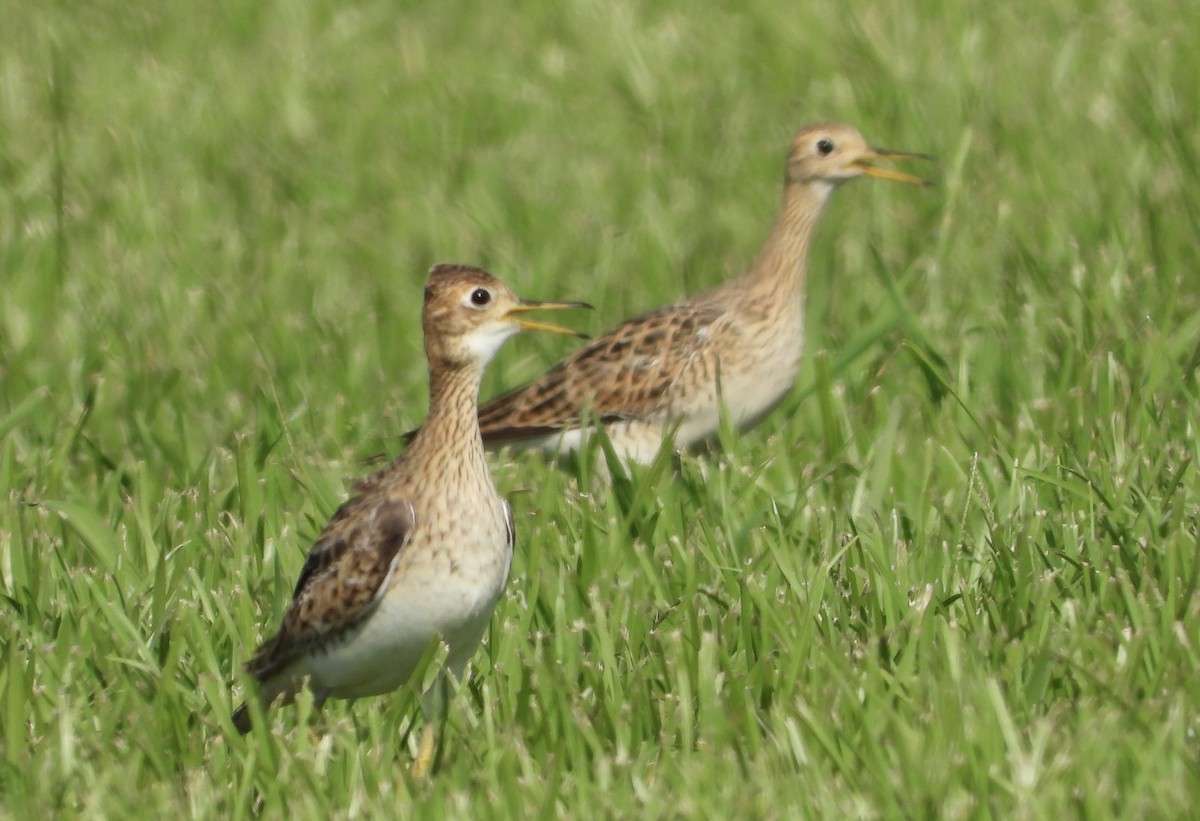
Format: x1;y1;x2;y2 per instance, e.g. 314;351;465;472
469;123;932;464
232;263;589;778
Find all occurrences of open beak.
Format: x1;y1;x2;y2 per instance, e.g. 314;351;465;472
505;299;593;339
853;148;936;187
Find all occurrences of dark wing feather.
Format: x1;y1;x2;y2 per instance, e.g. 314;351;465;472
245;492;416;682
287;478;384;599
503;500;515;551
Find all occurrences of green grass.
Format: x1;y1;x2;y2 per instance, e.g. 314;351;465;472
2;0;1199;816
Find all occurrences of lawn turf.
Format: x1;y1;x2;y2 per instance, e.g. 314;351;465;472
1;0;1198;816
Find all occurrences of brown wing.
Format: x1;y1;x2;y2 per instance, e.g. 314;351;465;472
245;490;416;682
476;300;726;443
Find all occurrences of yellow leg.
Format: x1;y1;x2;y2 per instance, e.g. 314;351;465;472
411;723;437;780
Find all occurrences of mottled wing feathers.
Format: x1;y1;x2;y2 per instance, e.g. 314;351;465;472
245;494;417;682
287;474;384;599
477;301;725;441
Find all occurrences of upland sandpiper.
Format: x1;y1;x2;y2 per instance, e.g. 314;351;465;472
232;264;588;778
471;123;931;463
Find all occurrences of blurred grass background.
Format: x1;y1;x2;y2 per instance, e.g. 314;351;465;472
1;0;1198;816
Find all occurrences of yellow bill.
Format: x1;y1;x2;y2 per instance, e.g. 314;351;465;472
506;300;593;339
853;148;936;187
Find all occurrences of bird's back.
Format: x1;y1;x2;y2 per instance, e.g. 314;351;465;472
477;293;731;445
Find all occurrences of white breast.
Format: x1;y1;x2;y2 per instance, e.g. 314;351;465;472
305;496;513;699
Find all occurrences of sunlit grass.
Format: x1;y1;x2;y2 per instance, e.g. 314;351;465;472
2;0;1198;816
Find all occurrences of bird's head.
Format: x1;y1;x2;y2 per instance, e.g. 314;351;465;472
786;123;933;191
422;264;590;368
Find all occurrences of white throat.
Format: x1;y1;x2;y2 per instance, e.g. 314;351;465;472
464;322;520;365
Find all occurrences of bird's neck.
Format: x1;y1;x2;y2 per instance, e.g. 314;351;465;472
738;179;832;306
407;362;487;466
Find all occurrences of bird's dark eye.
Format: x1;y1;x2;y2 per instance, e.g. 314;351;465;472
470;288;491;306
816;138;835;156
